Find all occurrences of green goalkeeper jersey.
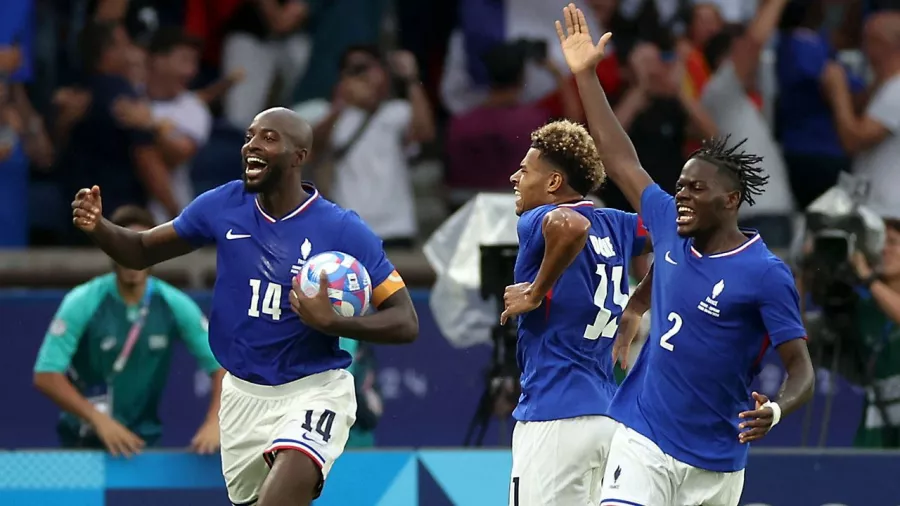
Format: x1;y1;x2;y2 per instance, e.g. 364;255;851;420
34;274;221;445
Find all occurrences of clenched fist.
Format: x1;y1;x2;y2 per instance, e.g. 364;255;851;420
72;185;103;232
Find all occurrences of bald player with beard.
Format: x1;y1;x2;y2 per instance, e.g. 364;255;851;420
71;107;419;506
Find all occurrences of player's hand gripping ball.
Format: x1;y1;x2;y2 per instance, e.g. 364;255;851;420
296;251;372;317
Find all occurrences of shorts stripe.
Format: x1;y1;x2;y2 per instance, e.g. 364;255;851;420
264;439;326;468
600;500;645;506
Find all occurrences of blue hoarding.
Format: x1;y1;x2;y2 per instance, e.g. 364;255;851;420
0;450;898;506
0;290;866;449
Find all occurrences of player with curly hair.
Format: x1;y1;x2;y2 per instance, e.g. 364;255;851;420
556;4;814;505
501;118;651;506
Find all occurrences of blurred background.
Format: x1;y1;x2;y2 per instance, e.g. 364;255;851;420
2;0;900;504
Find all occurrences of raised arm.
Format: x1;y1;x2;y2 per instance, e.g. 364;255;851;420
729;0;790;88
556;4;653;213
71;186;196;269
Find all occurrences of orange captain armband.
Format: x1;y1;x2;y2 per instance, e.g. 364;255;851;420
372;270;406;307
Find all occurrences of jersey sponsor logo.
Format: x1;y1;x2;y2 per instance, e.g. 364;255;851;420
225;229;251;240
664;251;678;265
290;238;313;275
589;235;617;258
48;318;67;337
698;279;726;318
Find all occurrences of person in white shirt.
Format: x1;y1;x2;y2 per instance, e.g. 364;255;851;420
114;28;212;223
699;0;795;243
147;29;211;223
823;11;900;219
294;46;435;247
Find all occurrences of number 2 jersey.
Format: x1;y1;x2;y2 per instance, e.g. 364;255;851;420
607;184;807;472
173;180;406;386
513;200;647;422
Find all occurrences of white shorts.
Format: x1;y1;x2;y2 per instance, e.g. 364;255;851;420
599;423;744;506
219;369;357;505
509;415;617;506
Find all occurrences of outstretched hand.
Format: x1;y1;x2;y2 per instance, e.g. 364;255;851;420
72;185;103;233
555;3;612;74
290;272;338;333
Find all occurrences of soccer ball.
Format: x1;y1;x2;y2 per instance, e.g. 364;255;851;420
297;251;372;317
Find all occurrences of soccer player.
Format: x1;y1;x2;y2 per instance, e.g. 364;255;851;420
500;120;649;506
71;107;418;506
555;5;815;505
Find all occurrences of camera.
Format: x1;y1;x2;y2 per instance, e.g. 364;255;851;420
479;244;520;383
463;244;521;446
797;176;886;445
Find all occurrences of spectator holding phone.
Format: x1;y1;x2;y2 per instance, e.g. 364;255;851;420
294;46;435;248
699;0;795;246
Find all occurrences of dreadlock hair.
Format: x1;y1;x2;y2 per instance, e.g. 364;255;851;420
530;120;606;196
689;135;769;207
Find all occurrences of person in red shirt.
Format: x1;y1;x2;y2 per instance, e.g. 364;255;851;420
446;41;579;209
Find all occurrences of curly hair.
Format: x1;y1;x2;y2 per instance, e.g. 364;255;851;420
530;120;606;196
689;135;769;207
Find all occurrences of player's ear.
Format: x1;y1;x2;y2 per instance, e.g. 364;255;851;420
547;171;564;193
724;189;741;210
294;147;309;166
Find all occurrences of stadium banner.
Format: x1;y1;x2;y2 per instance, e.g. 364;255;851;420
0;450;897;506
1;290;863;449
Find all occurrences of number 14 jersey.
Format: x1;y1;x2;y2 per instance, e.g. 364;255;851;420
173;181;404;386
513;201;647;422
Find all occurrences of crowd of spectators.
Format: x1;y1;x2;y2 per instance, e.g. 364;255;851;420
1;0;899;250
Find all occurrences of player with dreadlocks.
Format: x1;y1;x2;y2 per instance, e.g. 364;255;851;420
554;5;814;505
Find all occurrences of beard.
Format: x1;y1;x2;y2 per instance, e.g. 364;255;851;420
242;161;285;194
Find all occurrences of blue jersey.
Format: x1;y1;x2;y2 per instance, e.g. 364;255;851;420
607;184;806;472
513;201;647;422
173;181;404;385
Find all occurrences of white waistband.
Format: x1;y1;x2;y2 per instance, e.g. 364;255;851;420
224;369;346;399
